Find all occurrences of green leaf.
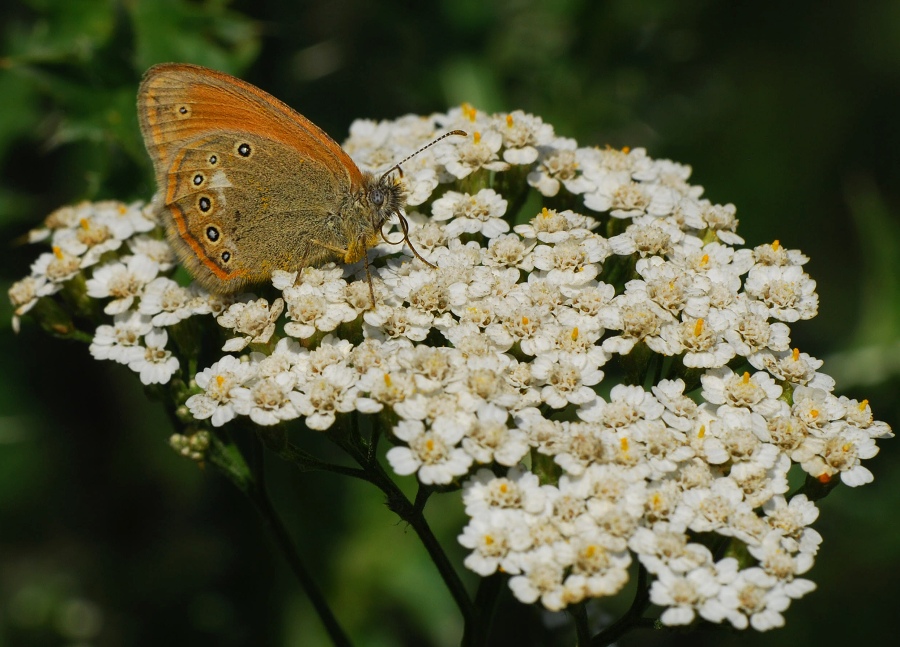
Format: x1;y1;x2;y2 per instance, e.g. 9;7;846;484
129;0;261;74
6;0;117;64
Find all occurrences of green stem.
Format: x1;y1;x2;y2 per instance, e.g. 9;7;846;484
253;422;372;481
366;425;381;466
337;432;476;626
374;466;475;625
590;564;653;646
461;573;504;647
571;602;591;646
245;435;354;647
272;439;372;481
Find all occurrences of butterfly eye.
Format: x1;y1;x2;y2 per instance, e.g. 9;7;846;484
206;226;220;242
198;196;211;212
236;143;252;157
370;188;385;207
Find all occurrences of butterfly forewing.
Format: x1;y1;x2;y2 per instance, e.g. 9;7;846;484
136;63;412;297
138;63;363;188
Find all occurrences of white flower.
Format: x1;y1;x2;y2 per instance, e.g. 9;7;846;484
187;355;256;427
514;207;599;244
634;421;695;477
650;564;722;626
652;379;700;432
495;110;555;164
608;220;678;258
95;200;156;239
694;201;743;245
532;354;603;409
749;348;835;391
661;315;736;369
747;530;816;580
531;236;610;286
630;522;712;575
484;305;556;357
31;246;82;285
128;235;177;272
681;477;745;534
386;418;474;485
507;546;570;610
526;140;595;197
431;189;509;239
363;304;433;342
283;280;357;339
562;538;632;602
461;403;530;466
599;291;676;355
231;371;300;426
577;384;664;430
547;421;608;476
750;239;809;268
437;129;509;179
291;363;361;430
840;396;893;439
387;344;459;393
461;467;547;516
29;204;81;242
14;105;896;631
86;254;159;315
715;563;809;631
90;311;154;364
794;425;879;486
126;328;180;385
482;234;536;270
458;509;531;576
52;217;122;267
762;494;822;551
790;386;846;437
582;164;634;214
723;296;792;356
8;275;54;331
744;264;818;322
217;297;285;351
701;367;783;418
139;277;196;326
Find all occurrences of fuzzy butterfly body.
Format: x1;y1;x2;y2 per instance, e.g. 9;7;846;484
137;63;405;294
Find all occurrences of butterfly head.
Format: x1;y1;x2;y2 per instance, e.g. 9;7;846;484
365;171;407;232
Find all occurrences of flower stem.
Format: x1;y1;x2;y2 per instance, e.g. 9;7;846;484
461;572;503;647
260;432;372;482
235;434;354;647
373;466;475;625
338;432;476;626
571;602;591;645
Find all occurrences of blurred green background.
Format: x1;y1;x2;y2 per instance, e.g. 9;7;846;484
1;1;899;645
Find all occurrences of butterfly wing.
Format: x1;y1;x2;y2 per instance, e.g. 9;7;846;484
137;63;366;293
138;63;361;186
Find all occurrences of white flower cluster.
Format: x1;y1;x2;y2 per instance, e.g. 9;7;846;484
11;105;892;631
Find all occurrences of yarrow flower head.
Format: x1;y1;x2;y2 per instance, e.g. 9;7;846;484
11;104;892;637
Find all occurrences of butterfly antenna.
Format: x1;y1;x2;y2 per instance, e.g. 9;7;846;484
379;212;437;269
376;129;465;268
379;129;467;183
